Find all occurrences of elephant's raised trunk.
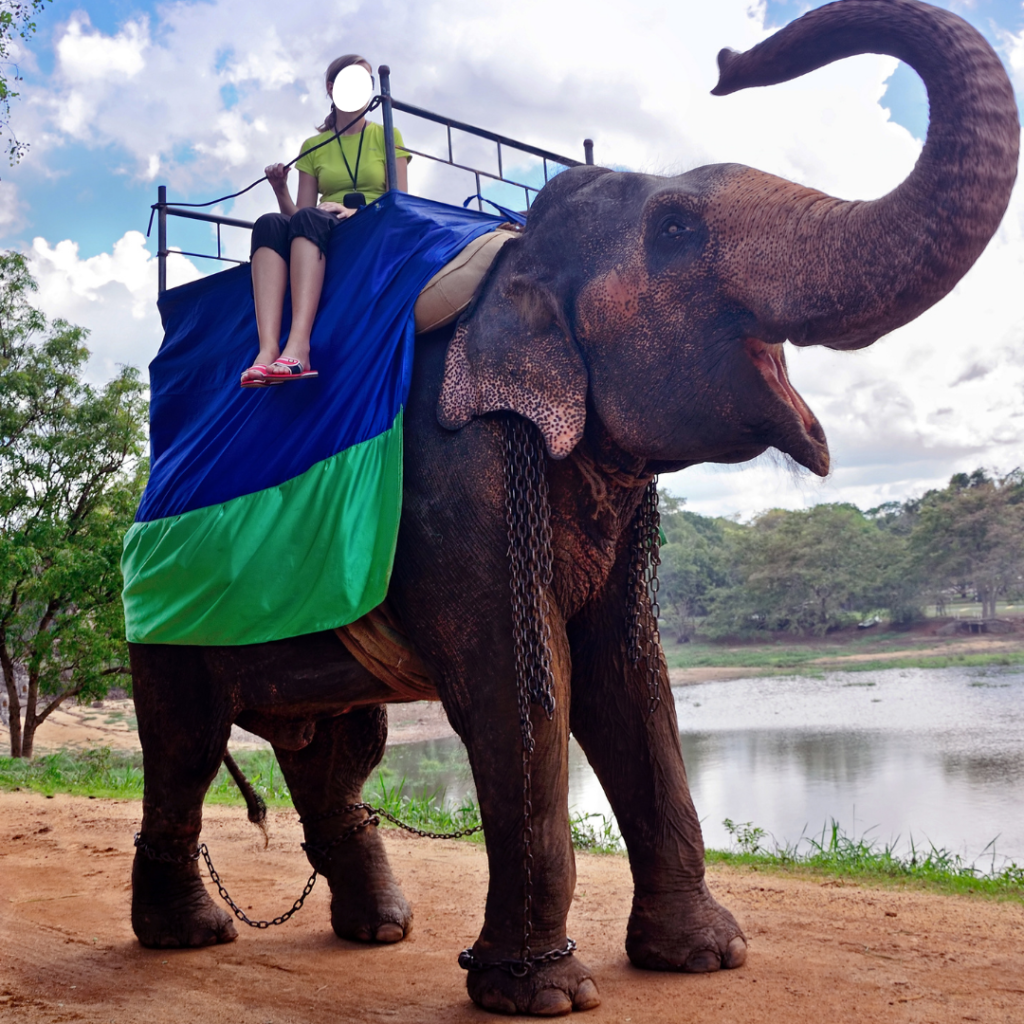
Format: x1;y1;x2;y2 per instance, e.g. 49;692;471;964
710;0;1019;350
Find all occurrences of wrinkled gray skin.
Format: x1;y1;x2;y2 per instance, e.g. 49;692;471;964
128;1;1017;1016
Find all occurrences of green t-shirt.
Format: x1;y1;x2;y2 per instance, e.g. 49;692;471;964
295;121;410;206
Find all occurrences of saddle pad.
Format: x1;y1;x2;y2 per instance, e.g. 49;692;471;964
122;192;504;646
335;602;438;701
413;226;518;333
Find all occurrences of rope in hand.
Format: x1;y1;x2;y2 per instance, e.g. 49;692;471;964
146;98;382;236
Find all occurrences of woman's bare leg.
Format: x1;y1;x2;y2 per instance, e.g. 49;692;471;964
277;237;326;371
245;247;289;380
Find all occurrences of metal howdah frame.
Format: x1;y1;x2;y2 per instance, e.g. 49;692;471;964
152;65;595;297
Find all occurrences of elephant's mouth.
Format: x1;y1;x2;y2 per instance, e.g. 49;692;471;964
743;337;830;476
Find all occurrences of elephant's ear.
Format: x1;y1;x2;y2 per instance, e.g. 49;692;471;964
437;253;588;460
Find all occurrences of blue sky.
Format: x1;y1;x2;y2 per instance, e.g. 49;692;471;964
2;0;1023;518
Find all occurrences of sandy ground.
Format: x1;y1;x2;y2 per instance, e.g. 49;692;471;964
1;792;1022;1023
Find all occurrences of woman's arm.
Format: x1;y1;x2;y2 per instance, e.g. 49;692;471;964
396;157;409;193
266;163;298;217
295;172;318;209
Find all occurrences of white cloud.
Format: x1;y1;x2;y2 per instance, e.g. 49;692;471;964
56;13;148;82
28;231;202;384
0;182;28;233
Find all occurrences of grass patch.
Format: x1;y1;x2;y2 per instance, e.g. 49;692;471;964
0;747;616;852
706;818;1024;900
663;637;1024;677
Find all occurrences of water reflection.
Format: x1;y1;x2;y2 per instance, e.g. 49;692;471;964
381;664;1024;864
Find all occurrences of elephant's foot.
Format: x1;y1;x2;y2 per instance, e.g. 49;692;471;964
626;882;746;972
467;955;600;1016
317;828;413;943
131;857;237;949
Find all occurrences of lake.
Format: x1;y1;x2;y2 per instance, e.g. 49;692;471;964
380;664;1024;866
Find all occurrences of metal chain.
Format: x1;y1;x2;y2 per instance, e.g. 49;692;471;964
458;938;577;978
505;417;556;718
301;801;483;841
133;833;200;864
201;844;318;929
134;797;482;931
459;413;570;978
626;477;664;714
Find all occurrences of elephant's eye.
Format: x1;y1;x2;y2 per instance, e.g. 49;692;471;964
661;218;693;238
648;210;706;272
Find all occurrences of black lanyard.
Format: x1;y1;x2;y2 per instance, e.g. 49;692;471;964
337;124;366;195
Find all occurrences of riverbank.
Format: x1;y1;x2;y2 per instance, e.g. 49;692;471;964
2;791;1022;1023
5;627;1022;754
664;625;1024;683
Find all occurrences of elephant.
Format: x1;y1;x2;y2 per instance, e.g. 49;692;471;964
127;0;1018;1016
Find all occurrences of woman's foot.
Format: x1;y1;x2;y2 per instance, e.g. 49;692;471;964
241;363;276;388
265;356;318;383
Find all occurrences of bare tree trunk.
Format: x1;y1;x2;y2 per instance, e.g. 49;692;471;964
22;669;40;760
1;642;23;758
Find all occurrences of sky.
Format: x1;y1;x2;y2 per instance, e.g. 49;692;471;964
1;0;1023;518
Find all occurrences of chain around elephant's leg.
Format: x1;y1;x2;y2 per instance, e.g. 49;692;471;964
274;706;413;943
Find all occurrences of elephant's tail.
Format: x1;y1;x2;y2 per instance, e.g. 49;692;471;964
223;751;269;848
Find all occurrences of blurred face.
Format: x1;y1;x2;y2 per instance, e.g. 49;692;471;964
329;62;374;116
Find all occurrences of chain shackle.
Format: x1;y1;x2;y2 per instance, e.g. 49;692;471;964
502;415;558;968
626;477;665;714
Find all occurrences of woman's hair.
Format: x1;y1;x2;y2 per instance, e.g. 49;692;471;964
316;54;372;133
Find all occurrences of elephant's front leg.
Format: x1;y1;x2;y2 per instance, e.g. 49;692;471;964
391;415;600;1015
568;563;747;973
272;707;412;943
442;615;600;1016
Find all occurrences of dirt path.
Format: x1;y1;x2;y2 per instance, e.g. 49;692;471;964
2;793;1021;1023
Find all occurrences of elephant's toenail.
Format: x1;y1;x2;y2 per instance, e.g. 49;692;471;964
374;923;404;943
723;936;747;968
480;989;517;1015
684;947;720;973
529;988;572;1016
573;978;601;1011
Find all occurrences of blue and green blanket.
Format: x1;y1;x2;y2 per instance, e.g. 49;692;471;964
122;192;502;646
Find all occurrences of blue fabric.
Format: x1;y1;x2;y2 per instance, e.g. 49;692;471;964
137;192;502;523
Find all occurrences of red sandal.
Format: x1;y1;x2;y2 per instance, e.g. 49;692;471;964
240;363;274;388
264;357;319;383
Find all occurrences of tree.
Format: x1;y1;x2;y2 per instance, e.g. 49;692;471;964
704;503;899;637
1;0;49;163
657;494;731;640
1;251;148;757
909;469;1024;619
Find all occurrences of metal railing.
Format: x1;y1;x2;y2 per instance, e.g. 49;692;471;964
153;65;594;296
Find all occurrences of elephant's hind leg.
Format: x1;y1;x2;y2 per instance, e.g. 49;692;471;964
129;643;237;949
273;706;412;943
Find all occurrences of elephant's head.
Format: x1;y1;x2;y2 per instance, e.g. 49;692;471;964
438;0;1019;476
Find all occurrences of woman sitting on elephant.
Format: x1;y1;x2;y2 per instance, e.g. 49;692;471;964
241;54;411;387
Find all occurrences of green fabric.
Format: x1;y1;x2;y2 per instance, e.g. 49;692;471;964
121;412;403;646
295;121;411;206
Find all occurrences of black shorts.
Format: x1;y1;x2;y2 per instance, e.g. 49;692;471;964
250;207;340;261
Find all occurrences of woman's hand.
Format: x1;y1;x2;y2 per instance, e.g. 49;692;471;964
317;201;356;220
266;163;290;192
